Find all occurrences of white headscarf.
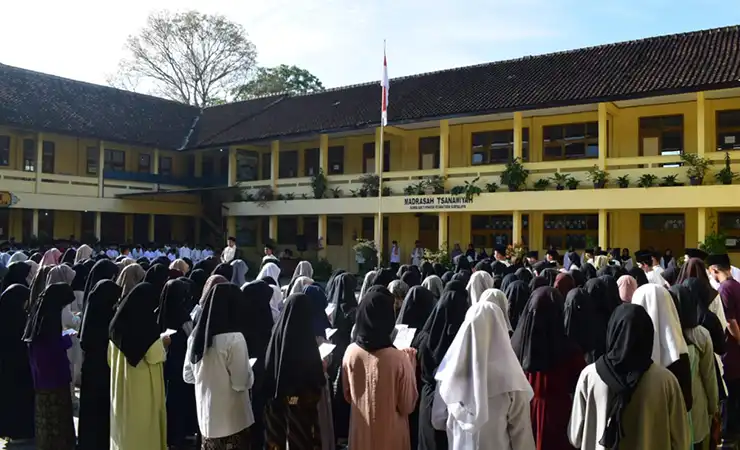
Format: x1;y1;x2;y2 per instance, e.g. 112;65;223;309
46;264;75;286
631;283;688;367
8;252;28;264
289;276;314;296
257;262;281;282
230;259;248;286
25;260;39;285
422;275;444;299
466;271;494;305
74;244;93;264
292;260;313;280
359;270;377;302
435;301;532;433
478;288;512;332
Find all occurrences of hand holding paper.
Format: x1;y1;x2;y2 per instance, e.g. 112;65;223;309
319;343;336;360
160;328;178;339
393;327;416;349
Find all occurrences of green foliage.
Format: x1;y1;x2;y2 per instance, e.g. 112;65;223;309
255;186;275;207
310;168;328;199
661;174;679;186
585;235;598;251
587;165;609;186
617;175;630;188
533;178;551;191
551;172;570;187
566;176;580;189
309;257;333;281
352;239;378;268
637;173;658;188
485;181;499;193
424;244;452;269
450;176;482;202
501;158;529;191
358;174;380;196
680;153;711;181
715;152;737;184
330;187;342;198
234;64;325;99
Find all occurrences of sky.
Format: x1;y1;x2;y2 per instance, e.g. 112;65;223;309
2;0;740;92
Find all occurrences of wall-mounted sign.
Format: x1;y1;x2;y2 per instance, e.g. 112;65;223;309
404;195;472;211
0;192;18;208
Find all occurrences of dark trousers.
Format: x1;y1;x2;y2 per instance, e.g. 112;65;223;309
723;378;740;438
264;393;321;450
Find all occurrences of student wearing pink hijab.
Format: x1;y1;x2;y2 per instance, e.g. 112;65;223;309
617;275;638;302
40;248;62;267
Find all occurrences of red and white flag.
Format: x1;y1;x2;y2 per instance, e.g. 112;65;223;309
381;44;389;126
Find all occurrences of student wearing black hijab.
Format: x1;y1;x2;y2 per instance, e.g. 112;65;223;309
0;284;35;442
397;286;436;330
188;268;208;302
584;277;613;362
263;293;326;449
628;266;649;286
82;259;119;308
415;284;468;450
373;267;397;287
500;273;518;293
511;286;584;450
474;260;493;274
61;248;76;266
569;303;690;450
564;288;601;364
529;275;548;292
77;280;121;450
2;261;32;290
401;270;421;288
569;267;586;287
440;271;453;285
421;261;435;280
515;266;533;284
144;263;170;294
582;263;598;281
433;262;445;278
599;274;622;313
212;262;234;280
326;269;346;300
505;279;531;331
23;283;77;450
541;268;560;287
454;255;471;273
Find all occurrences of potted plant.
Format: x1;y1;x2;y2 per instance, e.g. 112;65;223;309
660;174;679;187
533;178;551;191
587;165;609;189
359;173;380;196
403;183;419;196
350;188;360;198
680;153;711;186
715;152;737;185
485;181;499;193
450;176;482;202
255;186;275;207
310;168;328;199
500;158;529;192
426;175;446;194
617;175;630;188
382;186;392;196
301;193;309;199
637;173;658;188
551;172;570;191
330;187;342;198
565;176;580;190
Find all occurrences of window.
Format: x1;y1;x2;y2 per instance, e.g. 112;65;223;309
236;217;258;246
159;156;173;176
101;213;126;243
138;153;151;173
236;150;260;181
277;217;298;245
719;212;740;251
202;155;215;177
717;110;740;151
22;210;33;242
419;137;440;169
38;210;54;241
362;141;390;173
81;211;96;242
86;147;98;175
639;115;683;164
42;141;55;173
261;217;270;246
470;214;529;249
327;217;344;246
153;215;171;244
543;214;598;250
133;214;149;244
219;152;229;176
471;129;530;165
361;217;375;240
542;122;598;161
186;154;196;177
104;149;125;172
24;139;36;172
0;135;9;166
304;148;320;176
0;209;9;239
303;216;318;248
261;153;272;180
278;151;299;178
328;146;344;174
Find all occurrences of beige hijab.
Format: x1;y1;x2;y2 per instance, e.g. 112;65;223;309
46;264;76;286
74;244;94;264
116;264;146;299
170;258;190;275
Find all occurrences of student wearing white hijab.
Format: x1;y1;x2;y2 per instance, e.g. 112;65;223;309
358;270;377;302
478;288;512;332
466;271;494;306
257;262;284;320
74;244;93;264
421;275;444;300
282;261;313;296
8;251;28;264
288;276;314;296
257;262;281;282
432;301;535;450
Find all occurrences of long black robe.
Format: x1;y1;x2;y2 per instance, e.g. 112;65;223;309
0;284;35;440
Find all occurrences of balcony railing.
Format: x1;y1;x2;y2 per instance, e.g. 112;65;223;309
103;170;227;188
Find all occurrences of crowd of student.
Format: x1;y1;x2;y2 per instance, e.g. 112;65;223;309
0;241;739;450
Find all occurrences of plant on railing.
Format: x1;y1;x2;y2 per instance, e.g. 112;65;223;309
450;176;482;202
237;189;254;202
637;173;658;188
382;186;393;196
551;172;570;191
254;186;275;207
617;175;630;188
350;188;360;198
424;244;452;269
426;175;447;194
680;153;711;186
660;174;680;187
566;176;580;190
587;165;609;189
485;181;499;193
310;168;328;199
358;173;380;196
404;181;426;196
533;178;551;191
330;187;342;198
700;217;727;255
715;152;737;185
501;158;529;192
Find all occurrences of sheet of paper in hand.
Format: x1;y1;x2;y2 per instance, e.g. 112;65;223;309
160;328;178;338
62;329;78;336
249;358;257;368
319;343;337;360
325;303;336;318
393;327;417;349
325;328;338;340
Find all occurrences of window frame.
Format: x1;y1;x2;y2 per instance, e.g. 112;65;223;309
104;149;125;172
470;214;529;249
304;148;320;177
419;136;440;169
471;128;530;165
362;141;391;173
278;150;299;179
718;212;740;251
23;139;36;172
542;122;599;161
328;146;344;175
327;217;344;246
41;141;55;173
159;156;173;176
86;147;98;175
138;153;152;174
639;114;684;157
542;214;599;250
0;135;10;167
717;110;740;151
277;217;298;245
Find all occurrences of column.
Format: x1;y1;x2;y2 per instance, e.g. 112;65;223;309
97;140;105;197
228;147;238;186
34;132;43;193
94;212;102;241
153;148;160;174
513;112;523;160
319;134;329;173
374;127;383;174
270;141;280;188
697;91;706;156
512;210;522;245
148;214;155;243
318;214;327;257
698;207;707;245
438;212;448;250
439;120;449;176
226;216;236;239
269;216;278;243
598;103;608;169
32;209;39;237
598;209;608;249
374;213;384;263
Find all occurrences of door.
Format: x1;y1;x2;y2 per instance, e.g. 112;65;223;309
640;214;685;255
418;214;439;251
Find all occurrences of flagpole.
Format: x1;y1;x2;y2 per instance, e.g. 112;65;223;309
377;39;386;269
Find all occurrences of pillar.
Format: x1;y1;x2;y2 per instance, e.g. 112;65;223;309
512;210;522;245
374;213;384;263
94;211;102;241
269;216;278;242
148;214;155;243
32;209;39;237
318;214;327;257
270;141;280;187
438;212;448;250
513;112;523;160
597;103;608;169
697;207;707;246
697;91;706;156
153;148;160;174
374;127;383;174
97;140;105;197
439;120;449;175
226;216;236;240
228;147;237;186
598;209;608;249
34;133;43;193
319;134;329;173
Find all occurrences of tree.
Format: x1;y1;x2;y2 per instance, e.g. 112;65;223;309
110;10;257;107
234;64;325;99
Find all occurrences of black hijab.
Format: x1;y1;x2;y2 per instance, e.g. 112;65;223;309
599;275;622;313
586;277;616;320
454;255;471;273
212;263;234;280
0;284;30;342
570;268;586;287
188;268;208;301
355;290;396;352
23;283;75;342
71;263;90;292
451;271;470;286
109;282;161;367
373;268;397;288
144;263;169;293
400;270;421;288
529;275;548;291
61;248;76;265
433;263;445;277
156;279;193;332
263;293;325;397
582;263;597;281
396;264;410;278
2;261;31;290
594;304;654;449
505;280;531;331
27;266;52;313
491;261;507;276
515;267;533;284
564;288;598;355
329;273;358;341
500;273;518;293
628;267;649;287
241;280;276;360
83;259;119;307
420;261;435;280
511;286;574;372
325;269;346;302
662;265;679;286
190;283;242;364
396;286;436;330
441;271;454;285
669;284;700;346
29;252;42;264
541;268;559;287
80;280;122;354
474;261;493;275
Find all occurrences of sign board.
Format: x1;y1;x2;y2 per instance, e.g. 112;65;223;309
403;195;472;211
0;192;18;208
